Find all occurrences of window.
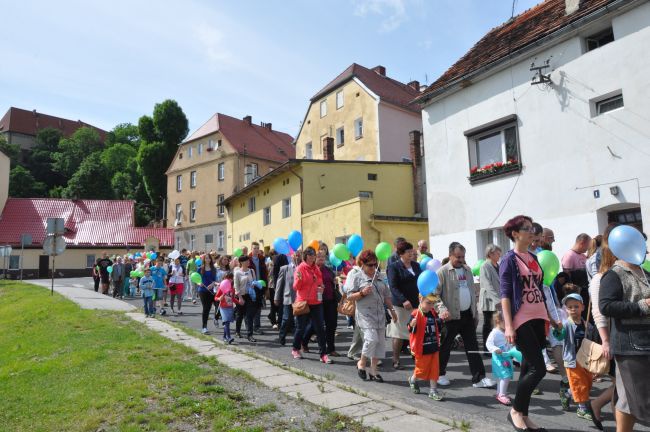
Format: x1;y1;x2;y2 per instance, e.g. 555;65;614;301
190;234;196;250
608;208;643;232
218;162;225;181
586;27;614;52
248;196;256;213
188;146;193;158
198;142;203;155
217;194;225;216
175;204;182;222
368;173;377;181
336;127;345;147
176;175;182;192
466;118;520;182
320;100;327;117
282;198;291;218
263;206;271;225
359;191;373;198
176;236;181;250
596;93;624;115
245;163;258;186
336;90;344;109
217;139;222;149
9;255;20;270
86;254;96;269
477;228;512;259
205;234;213;244
354;118;363;139
217;231;224;250
208;139;214;150
305;142;313;159
190;201;197;222
190;171;197;188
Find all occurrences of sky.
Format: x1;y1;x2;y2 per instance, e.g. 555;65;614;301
1;0;541;138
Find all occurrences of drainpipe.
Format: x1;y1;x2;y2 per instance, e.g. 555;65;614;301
288;166;304;247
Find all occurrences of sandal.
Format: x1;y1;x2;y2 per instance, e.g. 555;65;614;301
408;377;420;394
357;368;367;381
369;374;384;383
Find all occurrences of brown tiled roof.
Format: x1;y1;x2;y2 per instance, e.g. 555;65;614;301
418;0;617;102
183;113;295;163
0;107;107;140
311;63;420;112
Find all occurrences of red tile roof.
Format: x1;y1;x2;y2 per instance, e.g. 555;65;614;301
311;63;421;112
0;107;107;141
418;0;616;101
183;113;295;163
0;198;174;247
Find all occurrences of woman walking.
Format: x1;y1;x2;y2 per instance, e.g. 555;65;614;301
234;256;257;342
198;254;216;334
479;244;502;354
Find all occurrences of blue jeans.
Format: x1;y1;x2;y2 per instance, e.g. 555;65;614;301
293;304;326;356
143;296;154;315
279;304;295;343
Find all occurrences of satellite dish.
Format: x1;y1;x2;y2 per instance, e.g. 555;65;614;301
43;236;66;256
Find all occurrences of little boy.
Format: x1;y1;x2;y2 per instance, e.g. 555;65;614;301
561;293;596;421
139;268;155;317
150;259;168;316
407;293;444;401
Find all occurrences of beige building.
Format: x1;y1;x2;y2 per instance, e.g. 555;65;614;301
165;113;294;252
0;150;8;212
295;64;423;163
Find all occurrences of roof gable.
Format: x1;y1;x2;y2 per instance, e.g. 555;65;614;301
0;107;107;140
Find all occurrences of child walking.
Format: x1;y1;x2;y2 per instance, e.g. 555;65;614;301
139;268;155;318
561;293;596;421
214;272;240;344
407;293;444;401
486;310;514;406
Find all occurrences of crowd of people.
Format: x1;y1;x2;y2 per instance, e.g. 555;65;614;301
90;219;649;432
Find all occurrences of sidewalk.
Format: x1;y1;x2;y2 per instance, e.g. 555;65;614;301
36;278;463;432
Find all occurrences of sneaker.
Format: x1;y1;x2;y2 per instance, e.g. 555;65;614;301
292;349;303;359
235;332;242;338
160;309;167;316
577;408;594;421
177;311;183;316
559;389;570;411
213;318;219;327
473;377;496;388
272;324;279;330
546;363;558;374
320;354;333;364
164;303;169;307
253;328;264;335
496;394;512;406
532;387;543;395
201;328;208;334
347;325;354;329
192;299;197;304
429;389;444;401
247;336;257;343
228;338;235;345
408;376;421;394
437;375;451;386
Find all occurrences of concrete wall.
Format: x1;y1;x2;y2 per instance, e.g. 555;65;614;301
421;3;650;265
0;150;9;212
377;103;422;162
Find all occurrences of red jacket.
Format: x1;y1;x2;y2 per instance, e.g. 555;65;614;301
293;261;323;305
408;308;441;357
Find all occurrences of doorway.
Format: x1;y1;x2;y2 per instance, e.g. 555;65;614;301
608;207;643;232
39;255;49;278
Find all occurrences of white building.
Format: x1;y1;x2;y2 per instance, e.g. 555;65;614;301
417;0;650;264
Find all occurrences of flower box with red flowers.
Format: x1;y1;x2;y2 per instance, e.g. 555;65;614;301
468;159;521;184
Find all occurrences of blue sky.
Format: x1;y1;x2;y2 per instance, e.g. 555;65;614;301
1;0;541;138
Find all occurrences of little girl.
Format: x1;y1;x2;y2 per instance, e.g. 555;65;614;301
214;272;240;344
407;293;444;401
486;310;514;406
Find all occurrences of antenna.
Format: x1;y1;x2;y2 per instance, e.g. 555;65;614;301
530;56;552;86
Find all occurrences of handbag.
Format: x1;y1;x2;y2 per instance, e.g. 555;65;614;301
337;294;356;317
292;300;310;316
576;301;610;375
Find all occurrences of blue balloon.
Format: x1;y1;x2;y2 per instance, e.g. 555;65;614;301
195;258;202;267
273;237;290;255
420;256;431;271
150;252;157;260
329;251;342;267
609;225;647;265
288;230;303;251
417;270;439;297
346;234;364;257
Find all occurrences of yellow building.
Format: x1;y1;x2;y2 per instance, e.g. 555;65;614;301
223;160;428;253
165;113;294;252
0;150;8;212
295;64;422;163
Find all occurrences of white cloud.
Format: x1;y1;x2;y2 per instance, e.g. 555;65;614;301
353;0;407;32
193;22;234;70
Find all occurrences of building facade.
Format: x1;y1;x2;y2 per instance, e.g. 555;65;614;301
165;113;294;252
417;0;650;264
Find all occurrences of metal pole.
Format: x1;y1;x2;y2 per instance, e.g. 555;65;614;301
51;253;55;296
20;241;24;281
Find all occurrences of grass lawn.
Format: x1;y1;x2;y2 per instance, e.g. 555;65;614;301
0;281;367;432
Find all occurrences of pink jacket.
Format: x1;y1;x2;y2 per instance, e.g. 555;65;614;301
293;261;323;305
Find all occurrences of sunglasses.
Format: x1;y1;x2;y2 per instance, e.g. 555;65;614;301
364;262;378;267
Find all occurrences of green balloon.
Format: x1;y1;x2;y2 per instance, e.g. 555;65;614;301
472;259;485;277
135;270;144;278
234;248;243;258
375;242;392;261
258;280;266;288
538;250;560;286
190;272;203;285
333;243;351;261
642;260;650;273
130;270;136;277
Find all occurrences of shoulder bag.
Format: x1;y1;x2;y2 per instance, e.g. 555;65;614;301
576;301;609;375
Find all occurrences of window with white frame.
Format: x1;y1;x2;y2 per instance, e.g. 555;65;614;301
263;206;271;225
217;194;225;216
217;230;224;250
188;146;193;158
175;203;182;222
86;254;96;268
205;234;213;244
466;118;520;178
477;227;512;260
596;93;624;115
305;142;312;159
336;127;345;147
336;90;344;109
320;100;327;117
9;255;20;270
282;198;291;218
585;27;614;52
217;139;222;149
176;236;181;249
354;118;363;139
190;234;196;250
248;196;256;213
176;175;182;192
208;139;214;150
244;163;258;186
190;171;197;188
198;142;203;155
190;201;197;222
218;162;225;181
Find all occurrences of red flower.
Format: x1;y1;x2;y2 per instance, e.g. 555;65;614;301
495;161;503;168
470;166;478;174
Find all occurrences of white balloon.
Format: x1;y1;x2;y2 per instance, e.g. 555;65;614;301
426;258;442;272
168;250;180;260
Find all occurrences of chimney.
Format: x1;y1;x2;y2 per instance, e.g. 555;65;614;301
265;123;272;131
243;115;252;125
407;80;420;92
371;65;386;76
322;137;335;161
409;130;423;216
565;0;580;15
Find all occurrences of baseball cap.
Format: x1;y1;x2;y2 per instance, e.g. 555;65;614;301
562;293;583;305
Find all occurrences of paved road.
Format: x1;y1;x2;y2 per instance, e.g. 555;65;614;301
43;277;649;432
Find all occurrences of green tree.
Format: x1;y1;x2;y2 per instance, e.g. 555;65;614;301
0;134;20;167
152;99;189;151
52;127;103;179
136;141;168;207
106;123;140;148
26;127;65;191
9;166;47;197
101;143;136;178
62;152;112;199
138;115;158;143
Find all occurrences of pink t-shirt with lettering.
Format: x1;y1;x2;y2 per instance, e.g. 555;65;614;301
512;252;548;330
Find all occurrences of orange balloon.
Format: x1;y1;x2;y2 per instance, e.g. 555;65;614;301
308;240;320;251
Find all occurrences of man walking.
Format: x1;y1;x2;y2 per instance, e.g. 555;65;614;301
274;253;301;345
111;256;125;298
249;242;268;334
